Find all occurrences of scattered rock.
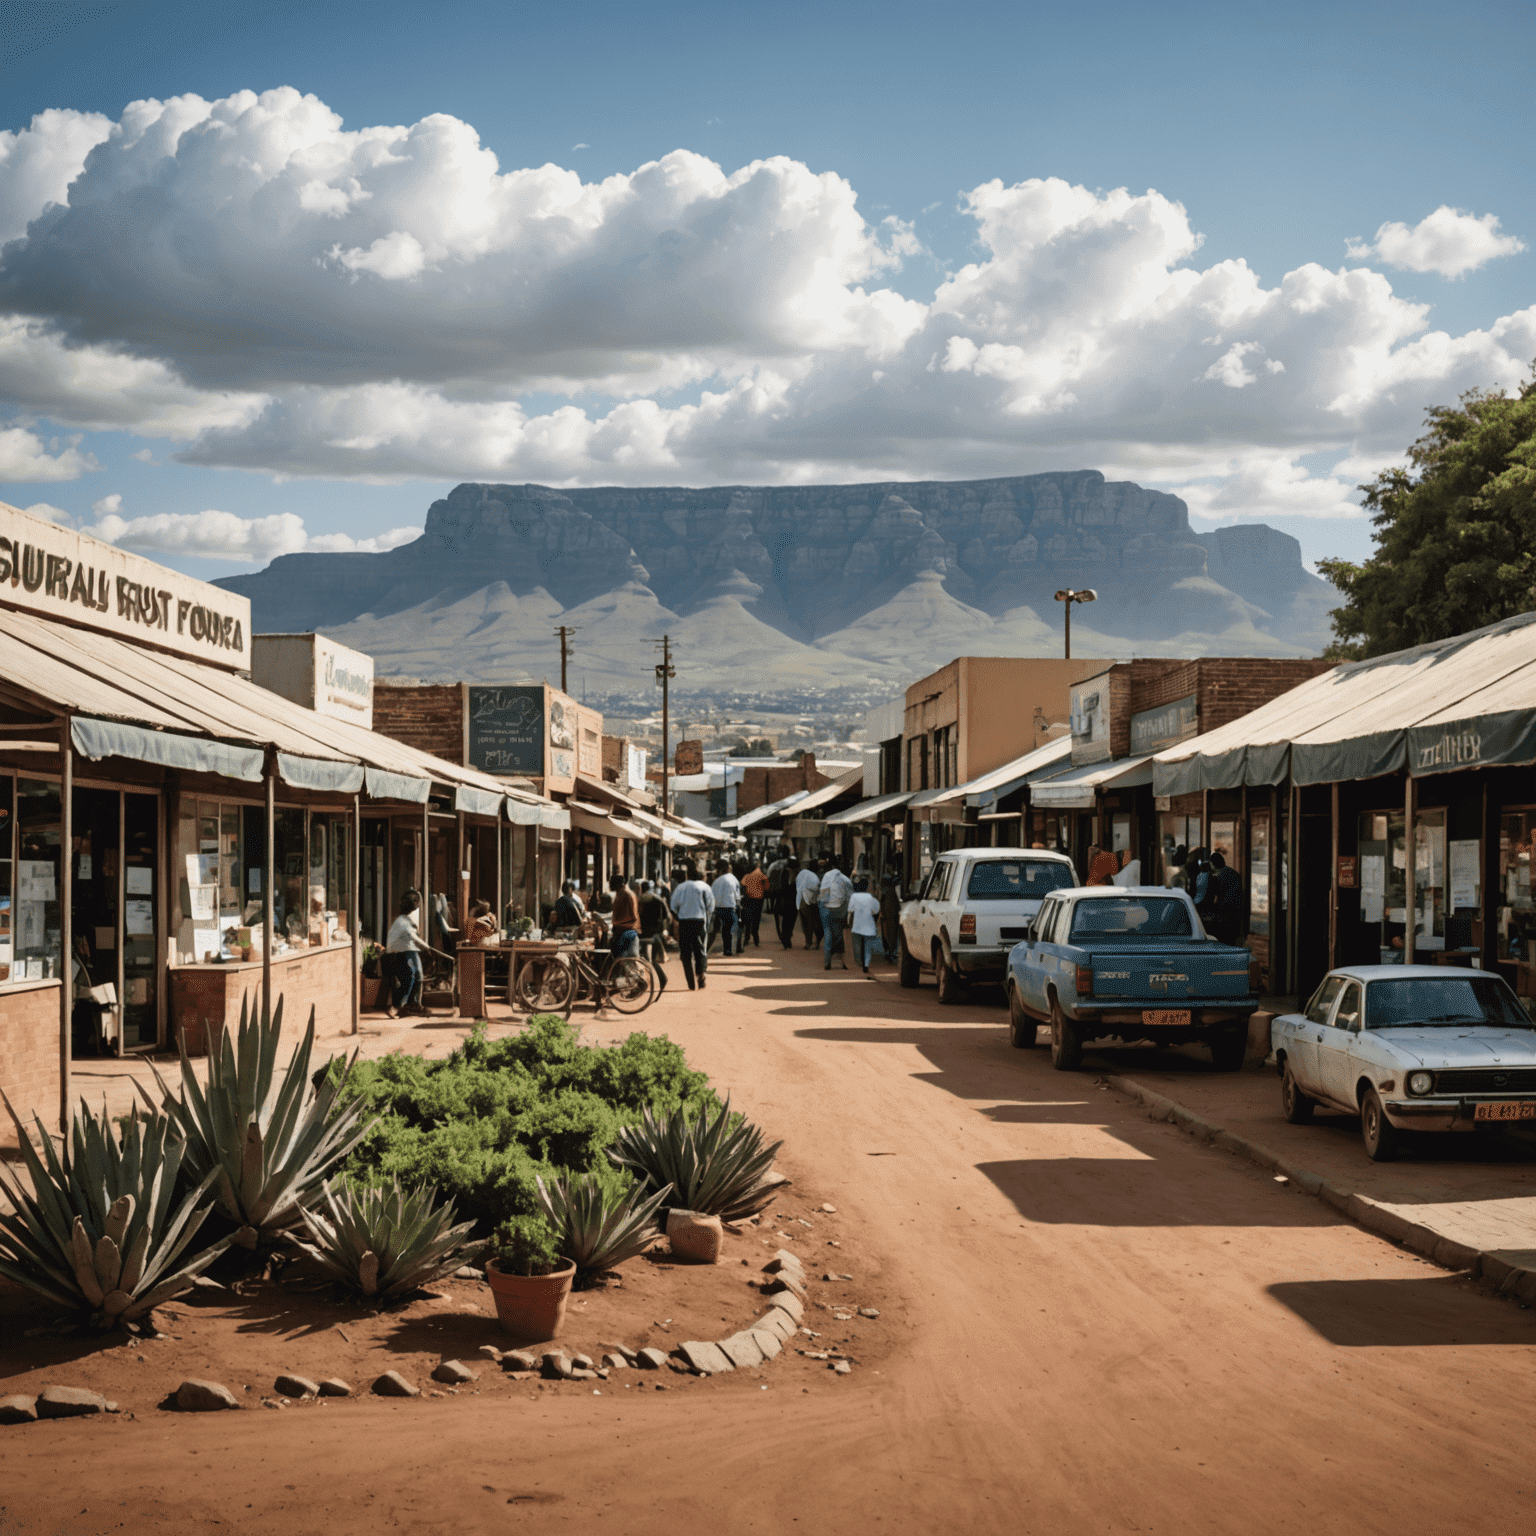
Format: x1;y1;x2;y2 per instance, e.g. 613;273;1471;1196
317;1379;353;1398
821;1203;837;1213
454;1265;485;1280
174;1380;239;1413
477;1345;503;1363
601;1340;638;1363
667;1209;724;1264
570;1368;599;1382
37;1385;109;1419
821;1272;840;1282
749;1327;783;1361
431;1360;477;1385
500;1349;540;1372
0;1395;38;1425
832;1360;852;1375
717;1332;766;1369
635;1348;669;1370
569;1353;594;1370
679;1340;734;1375
859;1308;881;1319
601;1353;629;1370
767;1290;805;1323
1273;1174;1290;1185
541;1352;574;1381
370;1371;419;1399
273;1374;319;1399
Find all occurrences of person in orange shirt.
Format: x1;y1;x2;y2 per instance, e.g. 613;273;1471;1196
1086;844;1120;885
739;856;769;948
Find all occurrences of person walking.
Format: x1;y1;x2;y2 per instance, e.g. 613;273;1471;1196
637;879;671;991
669;863;715;990
710;862;741;955
769;845;798;948
795;859;823;949
1206;850;1244;944
739;856;768;948
847;876;882;976
384;890;448;1018
818;858;854;971
608;873;640;958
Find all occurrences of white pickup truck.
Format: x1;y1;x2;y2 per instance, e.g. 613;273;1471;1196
898;847;1078;1003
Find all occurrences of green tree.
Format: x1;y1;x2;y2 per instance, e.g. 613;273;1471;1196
1319;373;1536;658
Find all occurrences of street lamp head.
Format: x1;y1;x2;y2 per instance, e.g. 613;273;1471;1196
1053;588;1098;605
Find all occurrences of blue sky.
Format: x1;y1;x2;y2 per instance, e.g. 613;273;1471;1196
1;0;1532;582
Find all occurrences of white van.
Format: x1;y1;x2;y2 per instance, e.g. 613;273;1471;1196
898;848;1078;1003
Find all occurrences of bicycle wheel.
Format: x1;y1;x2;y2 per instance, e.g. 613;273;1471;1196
604;957;658;1015
515;955;576;1016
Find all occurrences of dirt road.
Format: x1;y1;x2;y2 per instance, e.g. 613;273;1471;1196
6;945;1536;1535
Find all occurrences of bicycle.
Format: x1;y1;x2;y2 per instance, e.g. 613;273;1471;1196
513;943;658;1019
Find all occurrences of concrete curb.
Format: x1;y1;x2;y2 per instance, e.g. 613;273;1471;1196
1104;1073;1536;1303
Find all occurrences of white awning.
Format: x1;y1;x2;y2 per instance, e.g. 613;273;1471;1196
628;808;699;847
824;791;913;826
910;735;1073;810
568;802;648;842
724;788;810;832
1030;755;1154;809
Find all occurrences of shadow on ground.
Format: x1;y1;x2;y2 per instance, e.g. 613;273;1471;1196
1268;1276;1536;1346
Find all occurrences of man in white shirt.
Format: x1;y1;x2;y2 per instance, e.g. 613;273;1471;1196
846;877;882;975
668;864;716;990
817;860;854;971
710;865;742;956
794;860;823;949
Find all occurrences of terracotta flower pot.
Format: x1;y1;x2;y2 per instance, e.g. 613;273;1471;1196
485;1258;577;1341
360;975;383;1010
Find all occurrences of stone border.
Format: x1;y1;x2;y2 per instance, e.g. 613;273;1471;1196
1105;1073;1536;1304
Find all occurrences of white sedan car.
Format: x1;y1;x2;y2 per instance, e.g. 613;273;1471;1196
1271;965;1536;1161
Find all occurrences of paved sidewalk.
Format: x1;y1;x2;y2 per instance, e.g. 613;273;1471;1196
1083;1038;1536;1300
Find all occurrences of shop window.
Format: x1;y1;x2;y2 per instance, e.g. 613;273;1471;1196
15;779;62;981
274;807;307;945
1499;809;1536;960
175;798;247;963
1357;811;1407;962
501;823;529;924
1412;807;1446;952
1158;814;1202;886
309;814;353;943
1249;815;1271;936
123;793;158;1046
1210;819;1239;872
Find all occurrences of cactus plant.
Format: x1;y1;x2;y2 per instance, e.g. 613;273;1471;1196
0;1096;231;1326
140;991;374;1247
292;1178;484;1302
535;1170;672;1282
608;1097;784;1222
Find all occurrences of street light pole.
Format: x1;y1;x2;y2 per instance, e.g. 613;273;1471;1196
651;635;675;872
1053;588;1097;659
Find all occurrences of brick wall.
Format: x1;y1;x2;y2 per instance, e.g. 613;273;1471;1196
1123;658;1335;744
0;984;62;1141
601;734;626;782
372;683;465;763
170;946;354;1057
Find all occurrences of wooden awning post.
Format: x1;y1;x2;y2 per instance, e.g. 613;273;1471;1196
263;760;275;1021
59;715;73;1134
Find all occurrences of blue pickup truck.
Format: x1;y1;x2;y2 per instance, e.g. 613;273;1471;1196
1004;886;1260;1071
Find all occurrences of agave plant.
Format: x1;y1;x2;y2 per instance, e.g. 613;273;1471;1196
608;1097;785;1222
139;992;374;1248
535;1171;672;1282
293;1178;484;1302
0;1095;231;1326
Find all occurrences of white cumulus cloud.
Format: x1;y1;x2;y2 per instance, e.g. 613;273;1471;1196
0;423;96;481
1347;205;1526;278
0;108;114;245
77;502;423;561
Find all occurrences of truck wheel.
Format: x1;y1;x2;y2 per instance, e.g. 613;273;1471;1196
1049;998;1082;1071
898;933;921;989
936;947;964;1005
1209;1027;1247;1072
1361;1087;1399;1162
1008;983;1039;1048
1280;1065;1314;1123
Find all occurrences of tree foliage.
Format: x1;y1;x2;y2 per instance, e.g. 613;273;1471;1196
1319;374;1536;658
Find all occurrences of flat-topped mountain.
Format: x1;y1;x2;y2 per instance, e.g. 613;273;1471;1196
216;473;1336;690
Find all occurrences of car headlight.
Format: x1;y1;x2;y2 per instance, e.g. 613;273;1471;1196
1407;1070;1434;1096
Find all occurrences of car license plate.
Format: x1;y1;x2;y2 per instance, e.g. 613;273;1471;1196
1473;1101;1536;1122
1143;1009;1191;1027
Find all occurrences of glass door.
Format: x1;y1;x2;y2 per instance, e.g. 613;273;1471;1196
123;793;159;1048
70;787;120;1055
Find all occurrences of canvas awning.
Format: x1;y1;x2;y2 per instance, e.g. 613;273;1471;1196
824;790;913;826
628;808;699;847
504;798;570;829
1153;610;1536;793
781;767;863;816
723;789;811;832
568;802;648;842
1030;755;1154;809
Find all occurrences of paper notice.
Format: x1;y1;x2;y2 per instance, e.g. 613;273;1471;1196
1361;854;1386;923
126;867;153;895
1448;840;1480;910
125;898;155;936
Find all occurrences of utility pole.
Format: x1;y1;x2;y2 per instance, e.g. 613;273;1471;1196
554;625;579;694
651;636;675;862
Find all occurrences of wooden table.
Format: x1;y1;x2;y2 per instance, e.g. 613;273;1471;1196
457;939;576;1016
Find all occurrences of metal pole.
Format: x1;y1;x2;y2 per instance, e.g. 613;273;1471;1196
1064;601;1071;660
59;719;73;1134
263;763;275;1020
1404;773;1416;965
1328;780;1339;971
350;793;360;1035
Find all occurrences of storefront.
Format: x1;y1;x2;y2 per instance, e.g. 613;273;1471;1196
0;500;564;1129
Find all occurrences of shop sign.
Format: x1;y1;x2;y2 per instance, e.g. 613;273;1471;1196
1130;693;1199;756
467;686;547;777
316;635;374;724
1069;682;1110;765
1337;855;1358;888
0;498;252;671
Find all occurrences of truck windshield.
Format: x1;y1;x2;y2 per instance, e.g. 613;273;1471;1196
966;860;1075;901
1363;976;1532;1030
1069;897;1193;940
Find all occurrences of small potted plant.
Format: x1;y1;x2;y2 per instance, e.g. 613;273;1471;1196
359;943;384;1010
484;1215;575;1340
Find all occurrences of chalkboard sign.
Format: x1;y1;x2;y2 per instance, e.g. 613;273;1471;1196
467;686;545;776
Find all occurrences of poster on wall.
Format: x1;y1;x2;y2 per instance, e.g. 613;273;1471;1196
125;899;155;936
1361;854;1386;923
466;686;546;776
1449;839;1480;911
